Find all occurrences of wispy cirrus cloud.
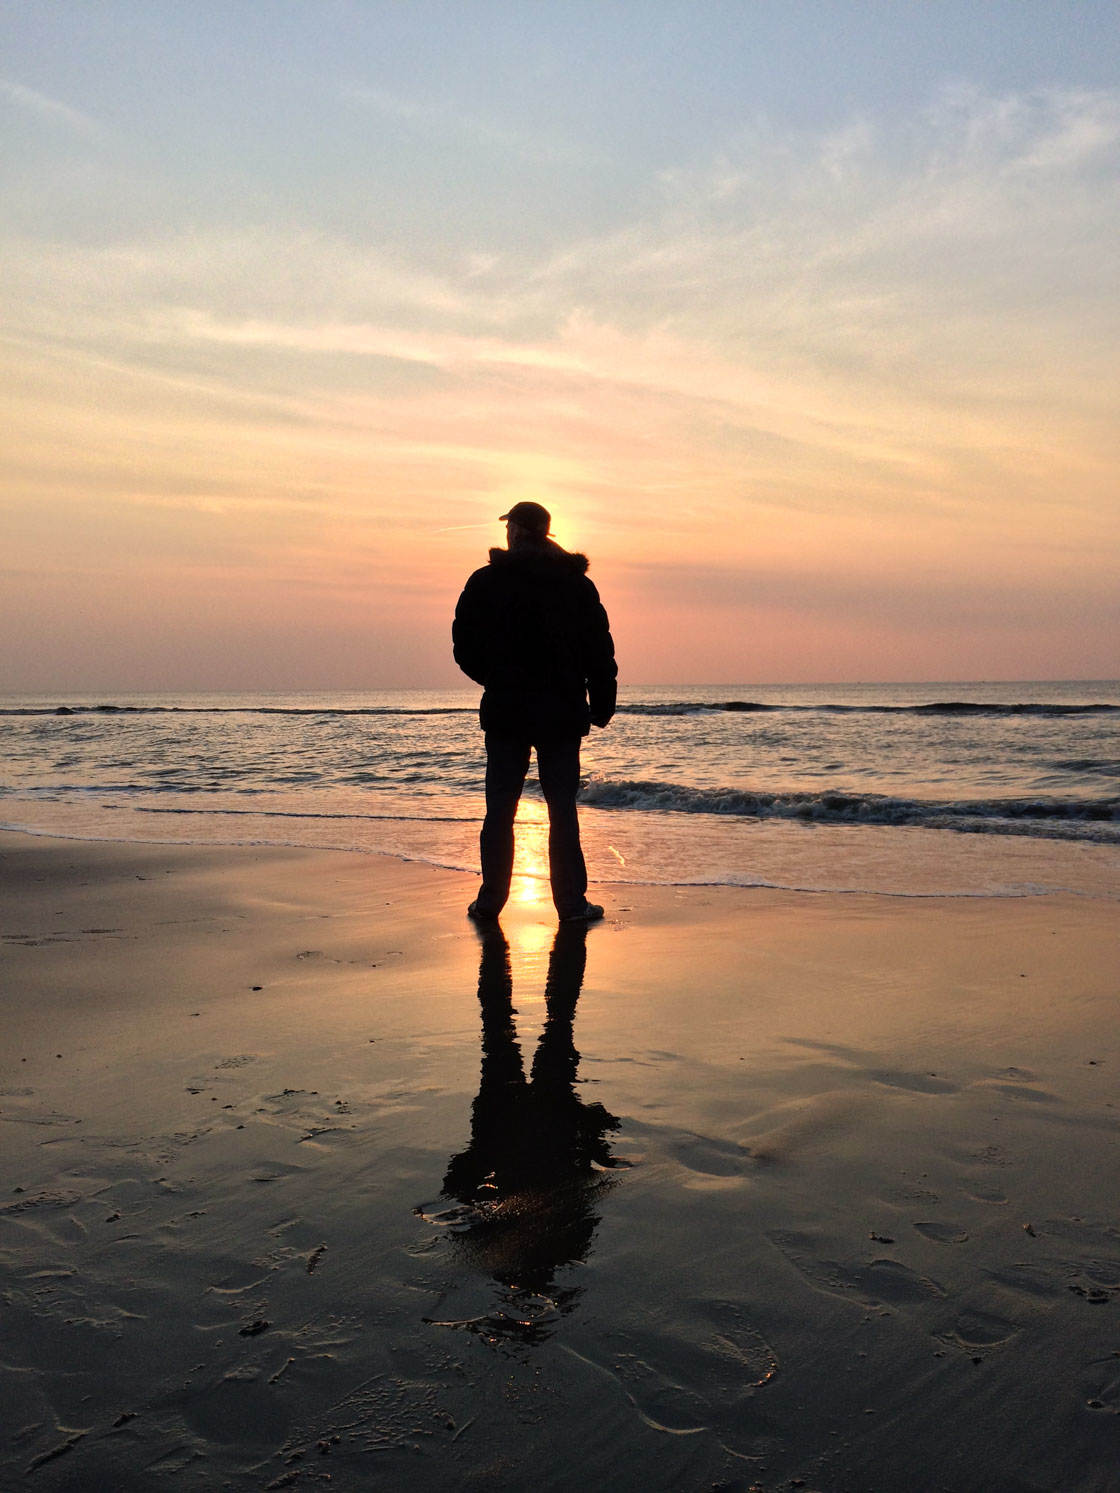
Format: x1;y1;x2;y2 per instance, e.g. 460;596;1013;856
0;78;104;140
341;82;599;168
8;81;1116;377
3;82;1116;582
532;85;1120;336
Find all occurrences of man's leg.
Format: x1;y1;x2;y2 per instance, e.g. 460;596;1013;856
476;733;531;916
535;736;589;918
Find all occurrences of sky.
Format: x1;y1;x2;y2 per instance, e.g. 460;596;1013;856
2;0;1118;690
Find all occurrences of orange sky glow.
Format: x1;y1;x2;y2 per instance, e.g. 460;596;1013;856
2;5;1117;690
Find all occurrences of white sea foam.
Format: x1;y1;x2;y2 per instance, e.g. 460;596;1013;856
578;777;1119;843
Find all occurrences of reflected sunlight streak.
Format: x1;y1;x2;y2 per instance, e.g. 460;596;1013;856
509;918;554;993
512;798;549;908
507;799;554;988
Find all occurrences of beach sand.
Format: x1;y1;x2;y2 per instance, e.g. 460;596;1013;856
2;831;1118;1492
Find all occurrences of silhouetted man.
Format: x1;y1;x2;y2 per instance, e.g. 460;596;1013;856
453;501;617;923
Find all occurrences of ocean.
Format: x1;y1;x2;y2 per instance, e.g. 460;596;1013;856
2;682;1118;900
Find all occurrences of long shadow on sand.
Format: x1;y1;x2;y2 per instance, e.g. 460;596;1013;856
423;922;627;1344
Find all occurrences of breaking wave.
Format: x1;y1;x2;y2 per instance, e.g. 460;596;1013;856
579;778;1120;844
4;698;1117;720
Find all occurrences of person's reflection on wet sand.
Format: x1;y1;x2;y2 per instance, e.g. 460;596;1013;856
431;922;625;1342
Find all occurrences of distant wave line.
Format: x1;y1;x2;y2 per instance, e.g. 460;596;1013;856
5;699;1117;720
618;701;1120;718
1;704;477;718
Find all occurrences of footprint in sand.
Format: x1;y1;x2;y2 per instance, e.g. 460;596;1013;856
1;1187;85;1214
934;1307;1023;1354
565;1301;778;1438
667;1133;752;1180
768;1229;944;1305
964;1185;1008;1205
595;1349;712;1434
913;1221;970;1244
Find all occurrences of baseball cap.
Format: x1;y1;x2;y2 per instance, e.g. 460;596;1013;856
499;501;551;536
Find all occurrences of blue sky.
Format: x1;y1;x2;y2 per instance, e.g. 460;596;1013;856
7;2;1118;248
2;2;1118;687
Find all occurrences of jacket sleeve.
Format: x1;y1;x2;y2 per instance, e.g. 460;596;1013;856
452;572;490;686
582;579;618;728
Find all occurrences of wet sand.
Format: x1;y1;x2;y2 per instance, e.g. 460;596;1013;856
1;831;1118;1492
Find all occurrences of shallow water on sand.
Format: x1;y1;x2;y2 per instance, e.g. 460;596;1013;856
2;681;1119;900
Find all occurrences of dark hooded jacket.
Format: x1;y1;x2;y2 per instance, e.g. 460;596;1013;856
453;540;617;738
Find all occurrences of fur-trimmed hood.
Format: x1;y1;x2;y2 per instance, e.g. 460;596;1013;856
487;540;590;576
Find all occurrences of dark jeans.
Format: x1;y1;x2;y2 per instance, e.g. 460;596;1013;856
477;733;588;918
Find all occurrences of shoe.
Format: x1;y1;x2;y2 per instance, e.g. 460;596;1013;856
559;902;604;924
467;899;500;923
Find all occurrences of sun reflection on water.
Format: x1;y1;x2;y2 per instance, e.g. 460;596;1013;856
507;800;553;990
511;799;549;909
508;919;554;996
